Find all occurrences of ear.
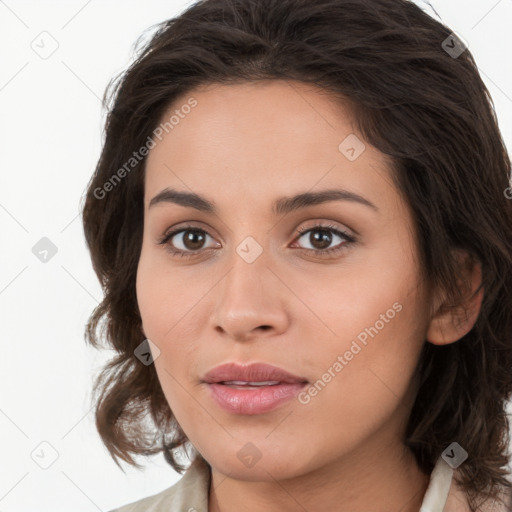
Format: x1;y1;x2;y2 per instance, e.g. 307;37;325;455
425;250;484;346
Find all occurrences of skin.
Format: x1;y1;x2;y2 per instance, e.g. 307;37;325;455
136;80;483;512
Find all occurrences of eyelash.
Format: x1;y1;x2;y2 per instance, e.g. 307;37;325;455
156;222;356;259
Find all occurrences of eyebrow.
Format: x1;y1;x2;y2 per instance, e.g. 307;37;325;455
148;187;378;215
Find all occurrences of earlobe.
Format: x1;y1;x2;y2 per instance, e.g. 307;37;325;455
425;251;484;346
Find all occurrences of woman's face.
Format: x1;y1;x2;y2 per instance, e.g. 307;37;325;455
136;80;432;480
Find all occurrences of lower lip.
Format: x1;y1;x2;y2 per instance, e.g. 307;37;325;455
206;382;307;415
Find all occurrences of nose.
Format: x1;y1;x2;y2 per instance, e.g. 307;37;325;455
210;251;289;343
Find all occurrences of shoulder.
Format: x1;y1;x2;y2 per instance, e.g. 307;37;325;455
107;455;211;512
422;456;512;512
445;469;512;512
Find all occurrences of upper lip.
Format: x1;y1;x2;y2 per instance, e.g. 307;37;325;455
202;362;308;384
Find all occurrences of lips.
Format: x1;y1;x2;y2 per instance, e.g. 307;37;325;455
202;362;308;415
202;362;308;385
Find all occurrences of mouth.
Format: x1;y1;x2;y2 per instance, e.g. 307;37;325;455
202;362;308;415
205;381;308;415
217;380;284;389
202;361;308;385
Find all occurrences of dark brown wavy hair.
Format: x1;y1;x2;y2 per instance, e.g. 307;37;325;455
81;0;512;509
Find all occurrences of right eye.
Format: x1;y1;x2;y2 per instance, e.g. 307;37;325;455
157;225;220;257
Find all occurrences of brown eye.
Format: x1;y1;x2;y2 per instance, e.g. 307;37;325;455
178;229;208;251
303;229;334;250
294;223;355;255
158;226;219;257
157;222;355;259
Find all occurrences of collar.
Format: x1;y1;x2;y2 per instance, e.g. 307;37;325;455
116;454;510;512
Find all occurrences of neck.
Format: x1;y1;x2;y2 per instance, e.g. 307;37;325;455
208;441;430;512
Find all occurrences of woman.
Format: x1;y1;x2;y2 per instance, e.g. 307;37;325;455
81;0;512;510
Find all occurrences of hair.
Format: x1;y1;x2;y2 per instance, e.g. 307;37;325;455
81;0;512;509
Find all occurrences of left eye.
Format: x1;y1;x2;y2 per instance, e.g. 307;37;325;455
292;224;355;253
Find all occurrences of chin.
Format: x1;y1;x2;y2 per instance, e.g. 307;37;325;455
203;443;315;482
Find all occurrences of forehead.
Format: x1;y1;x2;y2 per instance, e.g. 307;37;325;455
148;80;357;162
143;80;398;213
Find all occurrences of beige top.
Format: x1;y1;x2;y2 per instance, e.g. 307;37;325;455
109;455;511;512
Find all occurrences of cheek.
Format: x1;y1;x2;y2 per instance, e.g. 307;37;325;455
292;249;424;348
299;249;428;406
135;256;166;340
136;245;197;340
135;249;206;380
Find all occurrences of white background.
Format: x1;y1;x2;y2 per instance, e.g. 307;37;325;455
0;1;511;511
